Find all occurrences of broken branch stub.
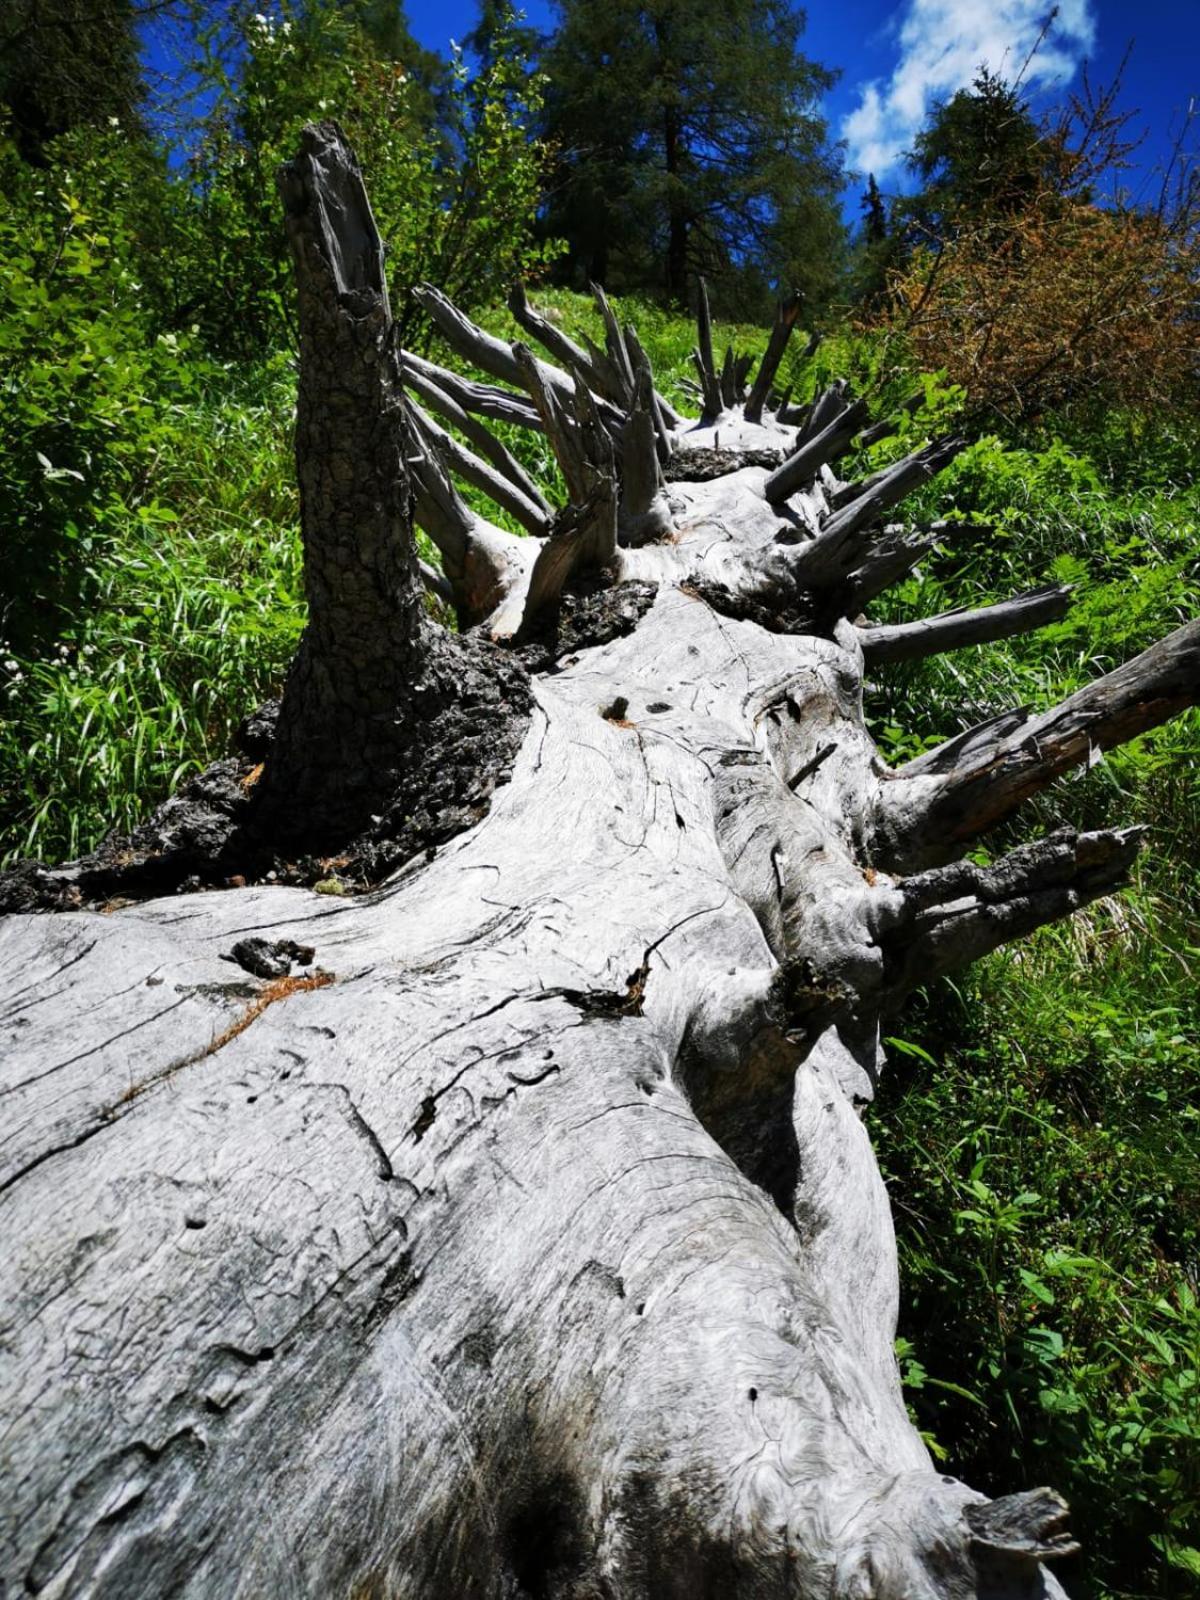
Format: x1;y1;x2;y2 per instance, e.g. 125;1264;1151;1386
401;358;550;511
880;619;1200;866
257;122;427;837
744;291;802;424
764;396;871;503
256;121;530;846
857;584;1072;665
789;437;967;589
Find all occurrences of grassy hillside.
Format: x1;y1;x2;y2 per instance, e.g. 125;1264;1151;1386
1;288;1197;1596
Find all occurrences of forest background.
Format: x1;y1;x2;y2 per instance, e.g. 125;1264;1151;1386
0;0;1197;1592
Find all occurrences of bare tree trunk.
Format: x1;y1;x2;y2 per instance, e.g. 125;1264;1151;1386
257;127;530;859
3;124;1197;1600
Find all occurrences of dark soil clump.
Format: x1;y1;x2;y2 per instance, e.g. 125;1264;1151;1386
512;577;658;673
665;446;785;482
1;635;534;912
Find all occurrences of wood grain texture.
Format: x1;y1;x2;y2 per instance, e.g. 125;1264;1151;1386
5;120;1196;1600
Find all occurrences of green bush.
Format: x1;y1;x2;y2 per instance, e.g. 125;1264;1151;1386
878;907;1200;1597
0;361;302;862
0;129;201;650
180;0;561;357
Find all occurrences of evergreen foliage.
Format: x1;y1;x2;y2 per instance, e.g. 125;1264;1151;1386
900;68;1049;237
0;0;144;163
539;0;844;315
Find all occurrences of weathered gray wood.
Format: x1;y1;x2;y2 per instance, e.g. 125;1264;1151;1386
258;124;428;838
409;400;551;536
879;619;1200;865
401;359;551;510
793;378;849;449
765;396;871;503
874;825;1144;1005
403;410;533;629
512;344;614;506
508;280;597;382
744;291;802;424
618;367;673;544
624;324;675;460
719;342;738;408
415;282;625;435
402;348;546;432
508;282;687;431
5;119;1196;1600
789;438;966;588
854;388;925;452
858;584;1072;664
518;478;618;630
591;280;636;402
3;583;1098;1599
693;277;724;419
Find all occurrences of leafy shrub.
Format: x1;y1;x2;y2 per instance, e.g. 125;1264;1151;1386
0;129;201;649
181;0;561;357
878;914;1200;1598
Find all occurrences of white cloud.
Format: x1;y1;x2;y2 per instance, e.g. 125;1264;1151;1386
842;0;1097;180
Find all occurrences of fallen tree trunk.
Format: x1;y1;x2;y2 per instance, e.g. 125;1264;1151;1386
3;124;1197;1600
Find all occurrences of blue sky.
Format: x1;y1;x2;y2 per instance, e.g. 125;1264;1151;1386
396;0;1197;213
142;0;1197;217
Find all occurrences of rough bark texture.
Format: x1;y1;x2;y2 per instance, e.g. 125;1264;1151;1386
3;122;1196;1600
259;126;531;847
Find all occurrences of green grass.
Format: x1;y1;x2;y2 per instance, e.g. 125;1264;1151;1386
848;394;1200;1597
0;359;303;860
879;896;1200;1598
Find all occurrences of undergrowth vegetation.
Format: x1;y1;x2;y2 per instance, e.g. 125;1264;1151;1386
0;259;1196;1596
852;408;1200;1597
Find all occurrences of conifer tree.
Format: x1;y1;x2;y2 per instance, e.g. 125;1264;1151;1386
539;0;843;312
900;68;1048;239
847;171;896;310
0;0;144;163
862;173;887;244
